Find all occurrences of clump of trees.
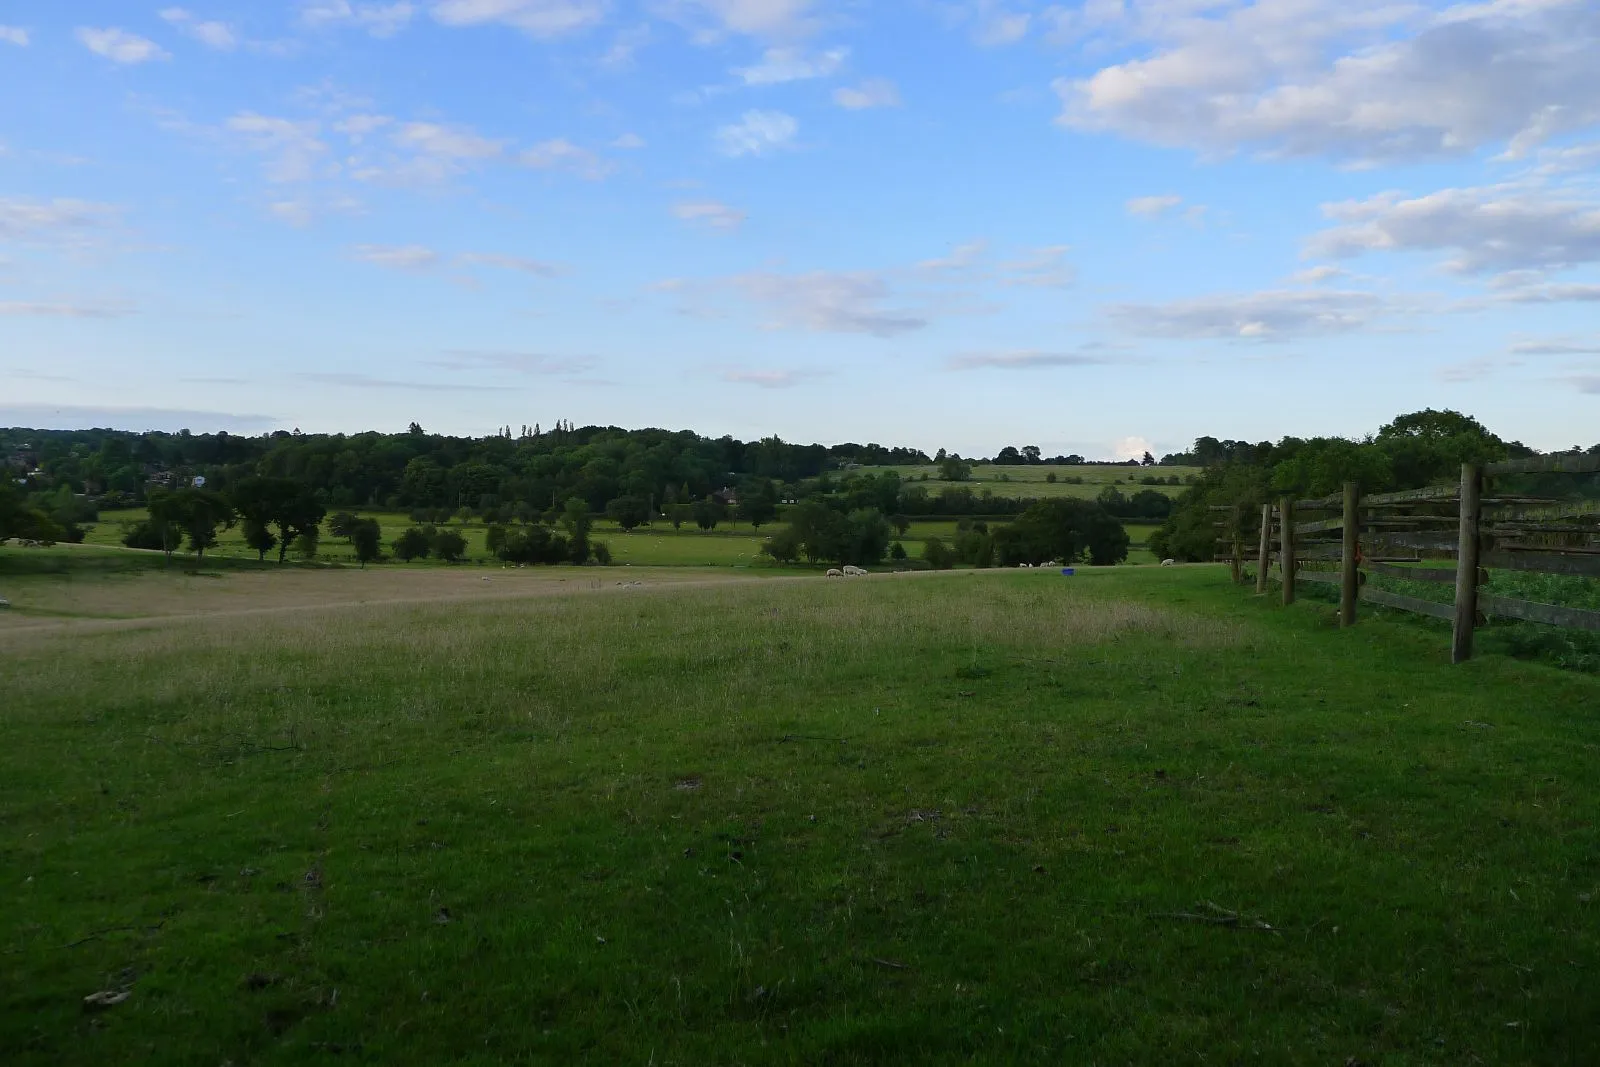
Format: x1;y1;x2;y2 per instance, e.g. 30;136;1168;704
1151;409;1537;562
994;499;1130;566
761;502;892;567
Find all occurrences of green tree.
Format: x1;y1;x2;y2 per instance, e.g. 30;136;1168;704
760;526;803;564
147;488;231;560
737;479;779;529
561;497;593;563
230;477;326;564
393;527;432;562
605;495;651;532
242;519;277;562
293;527;320;560
692;495;725;532
993;498;1129;567
484;524;509;557
921;537;956;570
351;518;381;568
328;511;359;541
432;528;467;562
889;513;911;537
939;457;972;482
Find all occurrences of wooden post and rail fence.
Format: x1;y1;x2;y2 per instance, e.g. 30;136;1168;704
1210;453;1600;663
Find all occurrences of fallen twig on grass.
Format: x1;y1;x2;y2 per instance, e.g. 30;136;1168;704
1153;901;1278;934
870;958;908;970
777;734;853;744
66;919;166;948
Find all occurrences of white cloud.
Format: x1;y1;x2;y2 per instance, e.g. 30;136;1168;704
969;1;1031;46
226;113;328;183
429;350;594;374
430;0;605;37
1107;288;1392;340
76;27;170;64
159;8;239;50
520;138;612;179
334;114;393;140
1291;265;1348;284
833;78;900;110
1126;194;1182;218
733;45;846;84
662;0;822;41
600;24;651;67
300;1;416;36
0;198;119;244
1497;282;1600;303
393;121;506;160
673;201;747;230
1309;185;1600;274
1509;338;1600;355
999;245;1074;288
733;270;925;335
946;349;1110;370
714;110;797;156
0;26;29;47
721;368;820;388
918;240;987;272
351;243;440;269
1055;0;1600;164
610;132;646;148
454;252;563;275
0;300;134;318
1569;376;1600;394
1112;436;1156;462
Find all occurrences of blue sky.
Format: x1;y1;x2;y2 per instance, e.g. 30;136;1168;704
2;0;1598;458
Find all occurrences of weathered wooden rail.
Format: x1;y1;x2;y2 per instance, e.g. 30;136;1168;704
1213;452;1600;662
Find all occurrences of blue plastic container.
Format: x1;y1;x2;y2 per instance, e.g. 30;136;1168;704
1060;567;1075;576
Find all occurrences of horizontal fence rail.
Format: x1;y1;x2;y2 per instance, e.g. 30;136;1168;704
1244;459;1600;662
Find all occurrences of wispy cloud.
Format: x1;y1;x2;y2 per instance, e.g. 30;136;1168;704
76;26;170;64
0;300;134;318
610;132;646;149
714;110;797;157
0;25;30;47
673;201;747;231
159;8;239;50
430;0;605;37
0;404;279;432
946;349;1112;371
721;368;824;389
833;78;900;110
998;245;1073;288
1126;194;1183;219
350;243;440;270
1107;288;1394;341
733;46;846;85
427;351;597;375
454;252;563;276
918;240;986;272
520;138;612;179
299;1;415;37
0;198;120;246
299;371;500;391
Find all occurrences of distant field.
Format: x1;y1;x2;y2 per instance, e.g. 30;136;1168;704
83;511;1166;568
856;463;1201;501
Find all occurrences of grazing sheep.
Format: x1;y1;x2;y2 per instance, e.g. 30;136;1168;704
842;565;868;577
826;568;844;578
1161;558;1176;567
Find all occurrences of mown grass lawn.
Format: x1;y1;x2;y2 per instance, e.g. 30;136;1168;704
3;566;1596;1064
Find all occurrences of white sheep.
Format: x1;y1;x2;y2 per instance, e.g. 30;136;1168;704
842;565;868;577
826;568;843;578
1161;558;1176;567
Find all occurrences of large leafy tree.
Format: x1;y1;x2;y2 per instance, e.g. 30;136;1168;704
229;477;326;564
994;499;1129;567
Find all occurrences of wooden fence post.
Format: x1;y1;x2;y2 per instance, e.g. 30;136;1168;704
1280;495;1296;606
1256;503;1271;595
1230;504;1243;584
1340;481;1359;628
1452;464;1483;664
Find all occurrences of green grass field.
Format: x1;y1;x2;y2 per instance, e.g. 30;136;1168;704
857;463;1201;500
3;561;1597;1064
